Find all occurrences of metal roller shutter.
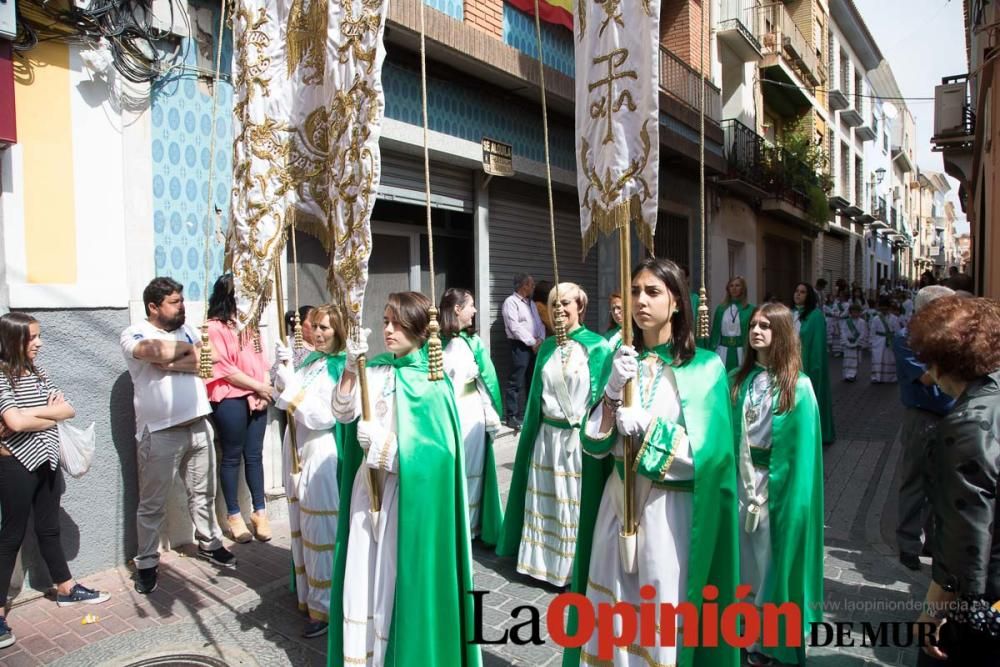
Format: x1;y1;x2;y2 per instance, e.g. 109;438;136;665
488;179;600;381
822;235;847;288
378;152;473;212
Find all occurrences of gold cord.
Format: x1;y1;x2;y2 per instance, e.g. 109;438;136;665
696;2;710;340
290;212;303;349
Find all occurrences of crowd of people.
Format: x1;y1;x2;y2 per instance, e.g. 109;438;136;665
0;260;996;665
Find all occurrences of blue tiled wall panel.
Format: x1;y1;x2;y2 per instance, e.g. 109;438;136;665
383;62;576;171
502;3;574;78
150;4;233;300
426;0;463;20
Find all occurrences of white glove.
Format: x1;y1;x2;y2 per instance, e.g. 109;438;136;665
345;328;371;374
616;405;653;438
483;405;502;436
275;342;294;364
358;420;398;473
274;361;295;391
606;345;638;399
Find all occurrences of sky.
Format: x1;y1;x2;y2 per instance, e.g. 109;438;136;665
854;0;968;231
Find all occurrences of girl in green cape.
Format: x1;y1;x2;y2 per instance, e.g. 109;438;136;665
328;292;481;667
731;302;824;666
709;276;754;371
274;305;352;638
603;292;624;348
792;283;835;445
564;258;739;667
496;282;613;586
439;288;504;545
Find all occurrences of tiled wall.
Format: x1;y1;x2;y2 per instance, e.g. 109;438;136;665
502;4;575;77
428;0;464;21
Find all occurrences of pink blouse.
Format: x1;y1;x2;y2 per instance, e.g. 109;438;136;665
205;319;268;403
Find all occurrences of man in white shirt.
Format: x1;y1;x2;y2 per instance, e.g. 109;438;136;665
120;277;234;595
501;273;545;430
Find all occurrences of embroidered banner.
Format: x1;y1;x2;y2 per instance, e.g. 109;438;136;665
227;0;388;331
574;0;660;256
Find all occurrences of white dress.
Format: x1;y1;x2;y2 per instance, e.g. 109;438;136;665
275;356;341;621
580;357;695;666
737;370;775;654
839;317;868;380
517;340;591;586
715;303;745;368
443;337;498;536
869;313;899;383
332;365;400;667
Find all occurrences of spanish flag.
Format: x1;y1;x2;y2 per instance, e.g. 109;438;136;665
506;0;572;31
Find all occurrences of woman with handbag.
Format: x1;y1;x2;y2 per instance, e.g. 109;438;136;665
910;296;1000;666
0;313;110;652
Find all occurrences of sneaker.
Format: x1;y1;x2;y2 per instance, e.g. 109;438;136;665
198;546;237;569
135;567;158;595
302;620;328;638
56;583;111;607
0;616;14;649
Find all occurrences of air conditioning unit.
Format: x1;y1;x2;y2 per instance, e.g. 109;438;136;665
934;81;969;137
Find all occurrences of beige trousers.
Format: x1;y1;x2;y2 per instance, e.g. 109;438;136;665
135;417;224;569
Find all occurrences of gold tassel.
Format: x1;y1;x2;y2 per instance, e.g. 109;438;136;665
198;323;214;379
696;287;710;340
552;300;568;347
253;328;262;354
426;306;444;381
293;312;304;349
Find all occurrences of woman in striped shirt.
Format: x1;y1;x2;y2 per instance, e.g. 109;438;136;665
0;313;109;651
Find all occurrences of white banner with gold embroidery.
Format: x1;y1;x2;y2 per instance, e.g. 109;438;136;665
227;0;387;330
574;0;660;256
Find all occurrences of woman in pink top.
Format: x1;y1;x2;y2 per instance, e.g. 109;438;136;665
205;274;274;544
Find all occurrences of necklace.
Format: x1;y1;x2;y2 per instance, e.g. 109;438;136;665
744;369;772;424
728;303;740;324
638;355;666;411
374;367;395;420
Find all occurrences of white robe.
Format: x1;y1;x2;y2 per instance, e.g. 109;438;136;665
276;357;341;621
869;314;899;383
580;357;695;667
517;340;590;586
443;337;497;537
715;303;745;367
332;365;400;667
839;318;868;381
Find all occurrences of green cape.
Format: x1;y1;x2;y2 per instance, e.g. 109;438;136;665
708;301;755;371
795;306;835;445
602;323;621;342
327;345;481;667
455;331;505;546
564;346;740;667
733;368;824;665
496;325;613;558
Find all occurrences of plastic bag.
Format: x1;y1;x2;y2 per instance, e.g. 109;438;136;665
58;421;96;478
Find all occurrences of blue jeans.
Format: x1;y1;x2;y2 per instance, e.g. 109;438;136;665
210;397;267;515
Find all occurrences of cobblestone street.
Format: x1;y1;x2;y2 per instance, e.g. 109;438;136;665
1;351;929;666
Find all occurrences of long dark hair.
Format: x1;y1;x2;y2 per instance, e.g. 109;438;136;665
207;274;238;324
731;303;801;414
793;282;818;319
439;288;474;338
631;257;696;366
0;313;39;385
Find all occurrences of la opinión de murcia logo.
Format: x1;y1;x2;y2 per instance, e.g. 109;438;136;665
471;586;940;658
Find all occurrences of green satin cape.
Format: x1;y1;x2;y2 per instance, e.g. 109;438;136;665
602;323;621;342
496;325;613;558
563;346;740;667
795;306;835;444
708;301;755;371
456;331;505;546
326;346;481;667
732;368;824;665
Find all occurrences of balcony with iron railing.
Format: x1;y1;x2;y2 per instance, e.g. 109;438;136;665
756;2;821;88
721;118;825;224
659;45;722;124
718;0;762;62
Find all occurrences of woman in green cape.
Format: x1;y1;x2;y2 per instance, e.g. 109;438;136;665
273;305;353;638
603;292;624;348
731;302;824;666
792;282;835;445
564;258;739;667
709;276;754;371
328;292;481;667
439;288;504;545
496;282;613;586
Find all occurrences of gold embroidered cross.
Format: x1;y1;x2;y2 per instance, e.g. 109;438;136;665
588;48;637;145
